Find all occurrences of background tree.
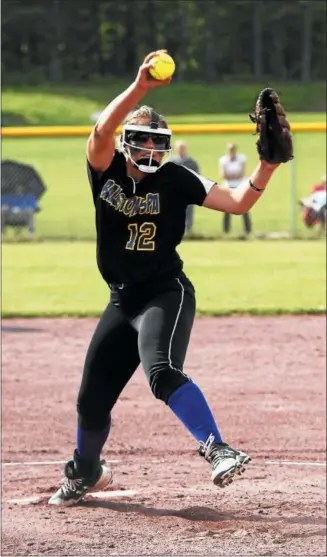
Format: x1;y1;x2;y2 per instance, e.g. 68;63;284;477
2;0;326;85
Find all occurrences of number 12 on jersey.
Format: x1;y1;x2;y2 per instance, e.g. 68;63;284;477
126;222;157;251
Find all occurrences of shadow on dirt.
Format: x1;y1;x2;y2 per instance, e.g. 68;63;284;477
79;500;326;527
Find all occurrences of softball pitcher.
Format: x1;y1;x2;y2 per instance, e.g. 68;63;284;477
49;50;293;506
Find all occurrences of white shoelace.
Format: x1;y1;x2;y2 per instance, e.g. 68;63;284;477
202;434;235;463
61;477;84;495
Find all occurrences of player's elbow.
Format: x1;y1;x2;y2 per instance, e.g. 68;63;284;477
221;197;245;215
228;191;249;215
86;132;115;171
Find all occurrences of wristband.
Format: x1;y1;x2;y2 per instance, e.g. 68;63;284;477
249;179;265;192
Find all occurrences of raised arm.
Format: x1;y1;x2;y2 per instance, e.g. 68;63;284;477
86;50;171;171
204;87;293;214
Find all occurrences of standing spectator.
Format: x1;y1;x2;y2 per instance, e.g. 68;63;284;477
171;140;200;234
219;143;252;237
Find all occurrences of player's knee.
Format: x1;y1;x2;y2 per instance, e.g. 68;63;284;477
146;364;189;403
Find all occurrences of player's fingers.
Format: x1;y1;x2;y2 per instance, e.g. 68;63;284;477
142;52;157;64
148;77;172;88
143;49;167;64
142;62;155;71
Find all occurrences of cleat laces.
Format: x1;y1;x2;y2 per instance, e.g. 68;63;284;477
61;477;84;496
200;434;237;466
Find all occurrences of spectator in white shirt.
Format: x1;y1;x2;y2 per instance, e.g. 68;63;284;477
219;143;252;236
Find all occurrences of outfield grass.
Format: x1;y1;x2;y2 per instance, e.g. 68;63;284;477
2;81;326;125
2;125;326;240
2;240;325;317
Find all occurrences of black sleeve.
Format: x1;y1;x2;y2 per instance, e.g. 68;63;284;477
173;164;216;206
87;150;126;204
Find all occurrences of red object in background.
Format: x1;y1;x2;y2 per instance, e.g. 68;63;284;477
312;183;325;193
302;181;326;227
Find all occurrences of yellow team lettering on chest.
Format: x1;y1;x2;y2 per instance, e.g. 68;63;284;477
100;180;160;217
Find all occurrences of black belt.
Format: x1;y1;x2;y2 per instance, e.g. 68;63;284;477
109;271;182;292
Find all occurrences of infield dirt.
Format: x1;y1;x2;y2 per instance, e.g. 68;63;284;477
2;316;326;556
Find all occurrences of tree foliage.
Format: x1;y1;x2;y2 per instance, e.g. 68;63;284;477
2;0;326;84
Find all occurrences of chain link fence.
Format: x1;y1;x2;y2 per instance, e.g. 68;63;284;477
2;130;326;241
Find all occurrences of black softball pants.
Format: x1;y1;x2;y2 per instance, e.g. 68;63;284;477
77;273;196;431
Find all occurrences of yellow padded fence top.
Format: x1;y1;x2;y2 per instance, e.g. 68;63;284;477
1;122;326;138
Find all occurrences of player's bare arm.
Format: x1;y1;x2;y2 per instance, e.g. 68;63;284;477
87;50;172;171
203;160;278;215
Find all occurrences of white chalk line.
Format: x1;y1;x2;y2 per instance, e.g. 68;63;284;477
4;460;325;506
2;459;121;467
8;490;138;505
266;460;326;467
2;458;326;468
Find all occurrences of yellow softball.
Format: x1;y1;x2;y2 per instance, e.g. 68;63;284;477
149;53;176;81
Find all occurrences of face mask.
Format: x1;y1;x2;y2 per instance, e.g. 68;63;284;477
126;131;171;151
122;124;172;173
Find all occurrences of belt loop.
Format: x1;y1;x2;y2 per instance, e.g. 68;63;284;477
109;283;125;290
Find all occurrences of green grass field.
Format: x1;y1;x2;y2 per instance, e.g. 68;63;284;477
2;86;325;319
2;120;326;240
2;240;325;317
2;81;326;125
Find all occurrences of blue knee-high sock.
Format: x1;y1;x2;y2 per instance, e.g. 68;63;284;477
76;420;110;460
167;381;223;444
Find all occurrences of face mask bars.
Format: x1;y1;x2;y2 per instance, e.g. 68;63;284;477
121;124;172;173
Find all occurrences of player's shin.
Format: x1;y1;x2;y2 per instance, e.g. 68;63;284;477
76;417;111;461
167;381;223;443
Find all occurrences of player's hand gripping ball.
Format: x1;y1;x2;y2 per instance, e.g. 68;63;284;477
149;53;176;81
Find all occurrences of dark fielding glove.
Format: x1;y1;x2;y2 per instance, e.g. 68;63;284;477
249;88;294;164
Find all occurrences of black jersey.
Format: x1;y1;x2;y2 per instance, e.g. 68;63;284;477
87;150;215;286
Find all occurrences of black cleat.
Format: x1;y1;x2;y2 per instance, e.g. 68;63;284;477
48;450;113;506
